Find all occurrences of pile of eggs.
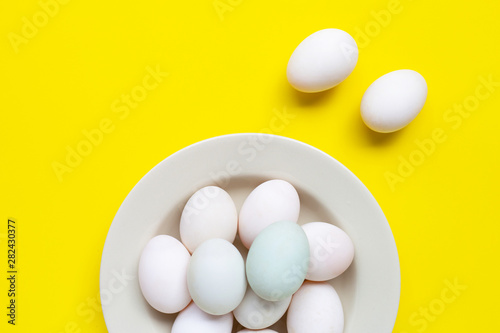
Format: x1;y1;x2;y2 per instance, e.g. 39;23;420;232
139;179;354;333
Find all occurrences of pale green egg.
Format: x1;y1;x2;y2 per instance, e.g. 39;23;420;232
246;221;310;301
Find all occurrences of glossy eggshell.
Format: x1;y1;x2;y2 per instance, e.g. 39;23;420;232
180;186;237;253
246;221;309;302
287;281;344;333
239;179;300;249
171;302;233;333
287;29;358;93
361;69;427;133
187;238;246;315
138;235;191;314
302;222;354;281
233;286;291;330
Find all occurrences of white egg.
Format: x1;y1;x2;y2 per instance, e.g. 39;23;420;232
172;302;233;333
180;186;237;253
233;286;291;330
287;281;344;333
302;222;354;281
238;329;278;333
138;235;191;314
361;69;428;133
287;29;358;93
239;179;300;249
187;238;246;315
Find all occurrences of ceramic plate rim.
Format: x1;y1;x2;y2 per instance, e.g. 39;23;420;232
99;133;400;333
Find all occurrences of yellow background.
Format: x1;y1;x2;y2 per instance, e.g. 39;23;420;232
1;0;499;332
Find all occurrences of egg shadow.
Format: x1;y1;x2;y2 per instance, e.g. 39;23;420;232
351;105;405;146
286;84;340;109
154;202;184;239
330;257;357;328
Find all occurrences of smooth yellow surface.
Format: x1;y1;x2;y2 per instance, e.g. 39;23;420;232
1;0;499;332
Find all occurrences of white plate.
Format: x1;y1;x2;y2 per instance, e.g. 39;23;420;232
100;133;400;333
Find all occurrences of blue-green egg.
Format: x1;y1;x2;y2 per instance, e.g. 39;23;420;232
246;221;310;301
